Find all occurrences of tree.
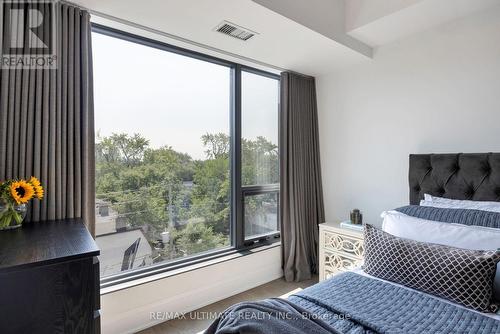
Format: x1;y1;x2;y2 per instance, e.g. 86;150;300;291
201;133;229;159
242;136;278;185
95;133;181;242
174;221;228;256
95;131;279;266
190;157;230;234
96;133;149;167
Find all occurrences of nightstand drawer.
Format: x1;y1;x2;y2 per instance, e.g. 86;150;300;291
323;230;364;259
322;250;363;280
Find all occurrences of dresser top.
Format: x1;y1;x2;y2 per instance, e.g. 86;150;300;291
0;219;99;272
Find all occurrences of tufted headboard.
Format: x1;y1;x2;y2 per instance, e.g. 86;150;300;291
409;153;500;205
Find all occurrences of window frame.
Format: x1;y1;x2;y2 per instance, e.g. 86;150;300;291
240;68;280;244
92;24;281;288
242;186;280;245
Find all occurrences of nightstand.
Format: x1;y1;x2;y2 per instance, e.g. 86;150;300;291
319;222;364;281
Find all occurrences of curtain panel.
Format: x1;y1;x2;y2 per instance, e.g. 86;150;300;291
0;2;95;234
280;72;325;282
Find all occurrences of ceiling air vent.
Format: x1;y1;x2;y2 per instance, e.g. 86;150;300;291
214;21;258;41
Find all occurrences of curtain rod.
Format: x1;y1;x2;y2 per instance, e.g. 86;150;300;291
61;1;286;73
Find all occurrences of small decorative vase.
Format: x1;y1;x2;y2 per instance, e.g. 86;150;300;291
350;209;363;225
0;200;27;230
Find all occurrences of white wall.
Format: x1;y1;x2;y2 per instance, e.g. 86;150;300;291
101;246;282;334
317;7;500;226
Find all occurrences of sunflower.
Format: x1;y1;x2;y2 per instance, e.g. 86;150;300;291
10;180;35;204
29;176;44;200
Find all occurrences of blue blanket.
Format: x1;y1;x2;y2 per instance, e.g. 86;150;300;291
289;272;500;334
204;297;341;334
207;272;500;334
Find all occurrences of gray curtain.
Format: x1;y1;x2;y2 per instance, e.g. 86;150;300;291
0;3;95;234
280;72;325;282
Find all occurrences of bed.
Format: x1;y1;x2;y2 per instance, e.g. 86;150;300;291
206;153;500;334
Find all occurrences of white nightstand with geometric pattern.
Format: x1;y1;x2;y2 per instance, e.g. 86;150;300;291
319;222;365;281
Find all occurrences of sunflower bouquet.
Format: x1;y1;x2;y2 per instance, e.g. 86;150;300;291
0;177;44;229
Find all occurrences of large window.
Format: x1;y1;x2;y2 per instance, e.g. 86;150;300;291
92;26;280;281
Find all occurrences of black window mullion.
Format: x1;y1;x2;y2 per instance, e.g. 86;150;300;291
232;65;244;249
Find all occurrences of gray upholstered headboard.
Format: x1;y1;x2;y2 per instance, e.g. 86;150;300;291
409;153;500;205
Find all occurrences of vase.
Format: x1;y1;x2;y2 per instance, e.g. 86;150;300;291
0;200;27;230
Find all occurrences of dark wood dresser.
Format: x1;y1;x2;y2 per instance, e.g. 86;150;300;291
0;219;100;334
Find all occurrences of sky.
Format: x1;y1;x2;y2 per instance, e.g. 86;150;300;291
92;32;279;160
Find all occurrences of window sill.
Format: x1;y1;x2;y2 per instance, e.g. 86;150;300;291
100;241;281;295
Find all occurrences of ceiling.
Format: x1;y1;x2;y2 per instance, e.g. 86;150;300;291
72;0;500;76
73;0;370;76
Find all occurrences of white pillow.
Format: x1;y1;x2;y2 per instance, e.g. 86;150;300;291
421;194;500;213
381;210;500;250
381;210;500;301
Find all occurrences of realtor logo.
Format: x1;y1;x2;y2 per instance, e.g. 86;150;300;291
1;0;57;68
